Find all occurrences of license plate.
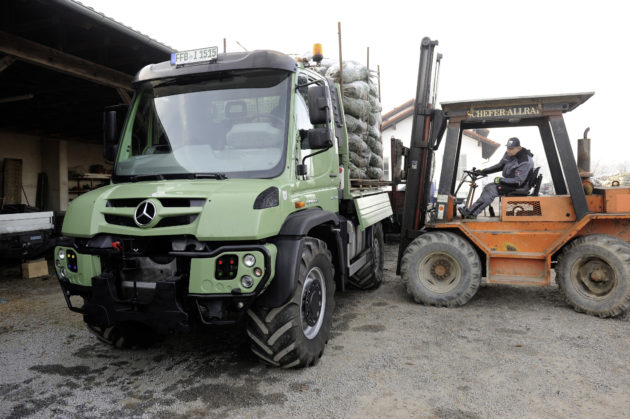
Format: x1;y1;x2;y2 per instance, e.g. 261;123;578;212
171;47;218;66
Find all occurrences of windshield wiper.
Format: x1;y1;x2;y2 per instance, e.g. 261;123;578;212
129;174;165;182
193;173;228;180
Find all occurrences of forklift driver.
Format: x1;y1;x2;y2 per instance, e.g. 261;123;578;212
458;137;534;219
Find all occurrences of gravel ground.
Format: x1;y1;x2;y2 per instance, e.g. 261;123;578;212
1;244;629;418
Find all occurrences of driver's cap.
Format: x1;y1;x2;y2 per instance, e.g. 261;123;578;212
506;137;520;149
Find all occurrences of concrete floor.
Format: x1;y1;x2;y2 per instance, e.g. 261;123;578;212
1;246;629;418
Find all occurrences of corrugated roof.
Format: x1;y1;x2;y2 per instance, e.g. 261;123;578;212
0;0;176;141
65;0;173;52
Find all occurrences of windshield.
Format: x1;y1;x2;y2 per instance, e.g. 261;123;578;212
114;70;291;181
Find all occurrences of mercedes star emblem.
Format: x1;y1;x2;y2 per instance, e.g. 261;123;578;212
134;200;157;227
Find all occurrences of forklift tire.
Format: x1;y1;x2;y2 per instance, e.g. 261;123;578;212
401;231;481;307
86;322;157;349
348;222;384;290
246;238;335;368
556;234;630;317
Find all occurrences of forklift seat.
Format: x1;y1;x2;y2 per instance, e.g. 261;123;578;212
507;167;542;197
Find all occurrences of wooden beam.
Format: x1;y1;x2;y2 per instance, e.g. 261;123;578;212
116;88;131;104
0;55;16;72
0;30;132;91
0;94;34;104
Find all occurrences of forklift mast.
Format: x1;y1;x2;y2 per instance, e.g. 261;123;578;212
396;37;446;273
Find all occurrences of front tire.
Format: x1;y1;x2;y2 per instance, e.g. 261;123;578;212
556;234;630;317
247;238;335;368
86;322;157;349
401;231;481;307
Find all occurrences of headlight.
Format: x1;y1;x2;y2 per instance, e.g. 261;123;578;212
241;275;254;289
243;254;256;267
58;249;65;260
55;260;61;268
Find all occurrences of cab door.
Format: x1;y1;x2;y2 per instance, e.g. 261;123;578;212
293;78;339;213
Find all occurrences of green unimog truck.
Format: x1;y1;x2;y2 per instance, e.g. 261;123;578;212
54;47;392;368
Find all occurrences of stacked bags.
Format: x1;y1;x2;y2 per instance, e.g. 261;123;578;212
314;60;384;180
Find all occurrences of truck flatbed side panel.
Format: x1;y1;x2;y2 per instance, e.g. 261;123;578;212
353;193;393;231
0;211;54;234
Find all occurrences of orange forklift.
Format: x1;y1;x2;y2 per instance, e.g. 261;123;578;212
395;38;630;317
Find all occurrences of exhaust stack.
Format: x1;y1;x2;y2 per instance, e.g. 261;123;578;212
578;128;593;194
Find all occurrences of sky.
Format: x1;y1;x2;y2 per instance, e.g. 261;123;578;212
78;0;630;175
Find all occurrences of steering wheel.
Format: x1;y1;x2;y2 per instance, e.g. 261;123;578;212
252;114;284;127
464;169;486;179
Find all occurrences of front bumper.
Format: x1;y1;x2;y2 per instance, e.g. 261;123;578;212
55;238;276;332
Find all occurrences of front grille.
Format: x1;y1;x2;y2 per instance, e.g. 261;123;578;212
105;214;136;227
107;198;206;208
104;197;203;228
160;198;206;207
155;215;199;228
107;198;144;208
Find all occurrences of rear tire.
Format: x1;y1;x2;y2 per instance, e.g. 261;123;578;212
556;234;630;317
348;222;384;290
246;238;335;368
401;231;481;307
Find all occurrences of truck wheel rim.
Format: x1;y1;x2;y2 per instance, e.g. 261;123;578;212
571;256;616;299
418;252;461;293
301;266;326;340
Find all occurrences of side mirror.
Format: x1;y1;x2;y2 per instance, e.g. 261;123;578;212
297;128;333;178
303;127;332;150
103;104;128;164
307;85;330;125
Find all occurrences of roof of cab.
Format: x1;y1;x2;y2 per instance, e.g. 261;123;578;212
133;50;298;84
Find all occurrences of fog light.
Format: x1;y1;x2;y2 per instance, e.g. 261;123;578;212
60;267;66;278
241;275;254;289
58;249;65;260
243;254;256;267
254;267;263;277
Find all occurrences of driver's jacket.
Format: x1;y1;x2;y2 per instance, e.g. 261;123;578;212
483;147;534;187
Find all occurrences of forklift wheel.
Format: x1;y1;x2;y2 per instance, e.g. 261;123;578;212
556;234;630;317
401;231;481;307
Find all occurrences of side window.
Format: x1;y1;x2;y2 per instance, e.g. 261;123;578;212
295;92;313;131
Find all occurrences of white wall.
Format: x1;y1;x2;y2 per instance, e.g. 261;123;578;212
382;116;413;182
0;131;43;207
67;142;108;172
0;130;108;211
382;115;500;198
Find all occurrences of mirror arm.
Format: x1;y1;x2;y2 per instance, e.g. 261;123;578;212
301;145;332;167
296;78;325;91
